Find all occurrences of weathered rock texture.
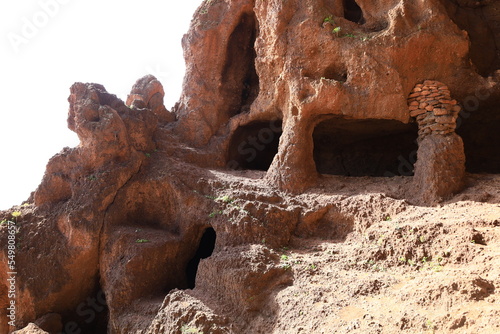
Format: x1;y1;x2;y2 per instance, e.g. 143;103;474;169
1;0;500;333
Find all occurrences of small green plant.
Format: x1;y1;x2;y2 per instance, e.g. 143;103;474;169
0;219;7;226
209;210;223;218
144;152;151;158
309;263;317;270
11;211;21;218
135;239;149;243
407;259;416;266
399;257;407;263
87;175;97;181
425;319;435;331
280;254;289;261
216;195;233;203
332;26;341;35
343;33;356;38
384;216;392;221
323;15;334;24
419;235;426;243
21;203;30;207
181;325;201;334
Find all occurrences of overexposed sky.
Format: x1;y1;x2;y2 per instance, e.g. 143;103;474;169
0;0;202;209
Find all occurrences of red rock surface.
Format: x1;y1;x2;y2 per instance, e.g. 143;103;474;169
1;0;500;333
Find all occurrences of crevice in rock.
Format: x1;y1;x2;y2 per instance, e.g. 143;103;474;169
221;11;260;118
456;102;500;173
59;280;109;334
227;120;283;171
343;0;365;24
186;227;217;289
313;118;418;176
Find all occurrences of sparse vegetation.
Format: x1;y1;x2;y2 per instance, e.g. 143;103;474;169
135;239;150;243
181;325;201;334
323;15;343;36
209;210;223;218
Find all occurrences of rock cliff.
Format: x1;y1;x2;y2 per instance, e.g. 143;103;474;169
1;0;500;333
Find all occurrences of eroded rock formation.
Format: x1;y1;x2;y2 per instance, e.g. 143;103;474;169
1;0;500;333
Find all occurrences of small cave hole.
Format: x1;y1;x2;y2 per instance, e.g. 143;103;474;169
313;118;418;176
227;120;283;171
343;0;365;24
186;227;217;289
323;65;348;82
221;12;260;117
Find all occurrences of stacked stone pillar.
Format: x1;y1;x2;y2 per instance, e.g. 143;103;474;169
408;80;466;205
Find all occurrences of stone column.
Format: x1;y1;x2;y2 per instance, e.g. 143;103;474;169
265;116;317;193
408;80;466;205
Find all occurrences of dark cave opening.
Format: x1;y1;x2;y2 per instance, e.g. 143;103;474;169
60;283;109;334
313;118;418;176
186;227;217;289
221;11;260;117
456;104;500;173
343;0;364;24
323;64;348;82
227;120;283;171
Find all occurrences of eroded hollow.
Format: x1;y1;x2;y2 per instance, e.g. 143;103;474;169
343;0;364;24
323;64;348;82
441;0;500;76
186;227;217;289
456;101;500;173
227;120;283;171
60;280;109;334
221;11;260;117
313;118;418;176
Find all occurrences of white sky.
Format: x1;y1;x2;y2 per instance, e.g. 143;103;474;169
0;0;202;209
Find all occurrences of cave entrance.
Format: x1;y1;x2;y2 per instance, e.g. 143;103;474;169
343;0;364;24
221;11;260;117
227;120;283;171
186;227;216;289
60;282;109;334
456;102;500;173
313;118;418;176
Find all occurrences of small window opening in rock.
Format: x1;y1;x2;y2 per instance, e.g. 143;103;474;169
343;0;365;24
313;118;418;176
227;120;283;171
221;12;260;117
323;65;348;82
456;103;500;173
186;227;217;289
